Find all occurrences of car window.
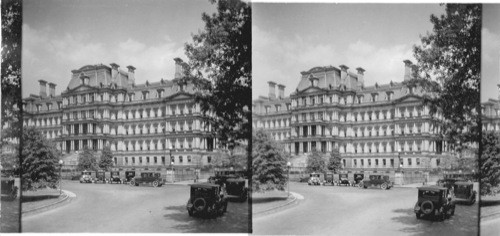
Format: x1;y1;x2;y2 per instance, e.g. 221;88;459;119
420;190;439;197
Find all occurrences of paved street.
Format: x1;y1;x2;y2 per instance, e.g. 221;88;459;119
254;182;478;235
0;198;20;232
22;180;249;233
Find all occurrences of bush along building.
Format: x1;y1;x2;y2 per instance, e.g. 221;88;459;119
253;60;458;185
23;58;222;181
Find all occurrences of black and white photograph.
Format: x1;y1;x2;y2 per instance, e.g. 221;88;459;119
480;4;500;236
3;0;251;233
252;3;480;235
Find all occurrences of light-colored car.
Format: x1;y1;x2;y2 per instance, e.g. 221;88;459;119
80;170;93;183
308;173;322;185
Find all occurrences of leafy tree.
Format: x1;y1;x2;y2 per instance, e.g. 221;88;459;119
252;130;287;192
1;0;23;173
98;146;114;171
479;131;500;195
184;0;251;165
306;149;326;173
77;147;98;171
326;149;342;172
20;127;60;191
408;4;481;147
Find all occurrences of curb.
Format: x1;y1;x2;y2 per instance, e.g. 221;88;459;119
22;190;76;217
253;192;302;217
482;211;500;222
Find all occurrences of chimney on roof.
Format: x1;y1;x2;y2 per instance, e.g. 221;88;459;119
110;63;120;84
403;60;413;81
356;67;365;86
174;58;185;79
38;80;47;98
127;65;136;87
277;84;285;99
339;65;350;90
48;82;56;97
268;81;277;100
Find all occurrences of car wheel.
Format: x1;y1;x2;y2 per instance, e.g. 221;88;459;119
153;181;159;187
193;198;207;212
421;201;434;215
381;183;388;190
358;182;363;188
130;180;135;186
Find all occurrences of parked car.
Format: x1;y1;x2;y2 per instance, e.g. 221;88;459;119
226;178;248;202
414;185;455;221
124;171;136;183
324;172;335;186
453;181;476;205
186;183;228;218
353;173;364;186
299;175;309;183
109;171;122;184
437;178;463;191
359;175;392;190
94;170;106;184
1;174;18;200
130;172;163;187
80;170;93;183
308;173;321;185
338;174;352;186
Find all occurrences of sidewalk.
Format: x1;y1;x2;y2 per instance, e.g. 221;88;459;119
164;180;199;186
253;191;302;217
394;181;437;188
22;189;77;217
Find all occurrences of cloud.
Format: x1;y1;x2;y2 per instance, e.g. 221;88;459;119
252;26;414;99
482;28;500;64
22;23;186;97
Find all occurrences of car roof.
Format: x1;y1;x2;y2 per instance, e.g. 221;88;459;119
418;185;447;191
190;183;220;189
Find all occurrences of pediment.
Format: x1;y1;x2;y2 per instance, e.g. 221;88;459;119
296;86;327;95
65;84;97;93
396;94;423;103
165;92;194;100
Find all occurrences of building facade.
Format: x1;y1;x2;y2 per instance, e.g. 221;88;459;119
253;60;454;172
23;58;220;170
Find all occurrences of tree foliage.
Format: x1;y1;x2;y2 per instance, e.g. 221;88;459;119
78;147;98;171
326;149;342;172
184;0;251;153
407;4;481;147
21;127;60;191
98;146;114;171
479;131;500;196
252;130;287;192
1;0;23;172
306;149;326;173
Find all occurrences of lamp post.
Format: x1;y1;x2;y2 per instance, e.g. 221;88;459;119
287;161;291;197
58;160;64;195
171;161;175;183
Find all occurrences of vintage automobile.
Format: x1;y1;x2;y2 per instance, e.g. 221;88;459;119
1;173;18;200
186;183;228;218
453;181;476;205
323;172;335;186
353;173;364;186
338;174;352;186
130;172;163;187
414;185;455;220
124;170;136;183
94;170;106;184
80;170;93;183
359;175;393;190
109;171;122;184
225;178;248;202
437;178;463;191
308;173;321;185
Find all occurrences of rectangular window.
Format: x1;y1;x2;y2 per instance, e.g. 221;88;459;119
408;158;412;166
179;156;183;163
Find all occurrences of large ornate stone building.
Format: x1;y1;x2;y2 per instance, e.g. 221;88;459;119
23;58;219;169
253;60;454;172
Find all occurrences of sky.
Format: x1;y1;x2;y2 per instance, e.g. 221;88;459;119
252;3;445;99
481;4;500;102
22;0;215;97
